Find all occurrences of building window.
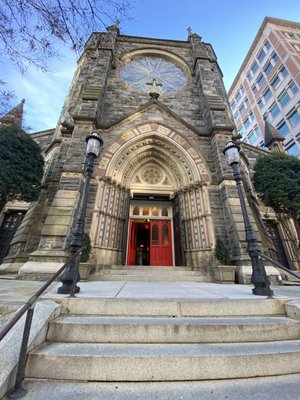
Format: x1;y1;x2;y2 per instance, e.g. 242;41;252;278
244;117;250;128
269;101;280;118
251;60;259;75
247;72;253;82
248;125;261;145
252;84;258;95
257;48;266;63
278;90;291;108
279;66;288;78
230;100;236;111
277;120;289;135
288;109;300;128
289;80;299;95
240;85;245;95
233;112;240;122
272;52;279;63
287;142;299;157
270;74;281;89
264;40;271;50
263;88;272;102
264;61;273;76
239;104;246;114
244;97;249;108
257;74;265;88
238;125;244;136
253;125;261;137
258;98;264;109
235;91;241;103
248;131;256;144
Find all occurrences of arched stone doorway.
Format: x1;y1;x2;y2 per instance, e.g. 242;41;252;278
90;123;214;270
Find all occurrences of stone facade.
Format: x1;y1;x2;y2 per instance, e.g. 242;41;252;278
1;26;299;282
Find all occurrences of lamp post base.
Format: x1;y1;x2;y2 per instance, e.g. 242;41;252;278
57;284;80;295
252;285;274;297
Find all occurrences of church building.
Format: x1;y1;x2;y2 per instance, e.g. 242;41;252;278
1;25;299;283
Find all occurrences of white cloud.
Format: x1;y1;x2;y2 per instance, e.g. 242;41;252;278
2;49;77;132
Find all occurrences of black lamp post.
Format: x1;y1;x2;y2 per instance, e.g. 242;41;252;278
58;132;103;295
223;140;273;297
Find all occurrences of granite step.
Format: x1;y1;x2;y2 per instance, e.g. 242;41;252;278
6;375;300;400
53;298;287;317
90;274;214;282
47;315;300;343
25;340;300;381
89;265;214;282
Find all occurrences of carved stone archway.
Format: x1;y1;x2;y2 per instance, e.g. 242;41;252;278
90;122;214;269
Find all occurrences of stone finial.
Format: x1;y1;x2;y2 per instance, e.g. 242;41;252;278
187;26;202;41
0;99;25;129
106;20;120;34
264;119;285;153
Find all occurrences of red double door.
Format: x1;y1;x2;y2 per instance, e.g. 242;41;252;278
127;219;173;266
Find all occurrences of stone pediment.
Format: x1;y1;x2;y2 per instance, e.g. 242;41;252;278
98;98;208;137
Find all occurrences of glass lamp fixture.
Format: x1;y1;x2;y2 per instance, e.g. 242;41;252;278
86;132;103;157
223;141;240;166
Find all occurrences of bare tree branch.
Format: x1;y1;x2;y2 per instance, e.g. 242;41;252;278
0;0;134;72
0;80;15;116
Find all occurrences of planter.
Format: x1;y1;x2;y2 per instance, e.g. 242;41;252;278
79;262;92;281
213;265;236;284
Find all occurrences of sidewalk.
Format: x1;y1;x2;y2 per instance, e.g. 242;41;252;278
1;277;300;305
0;278;57;328
1;277;300;328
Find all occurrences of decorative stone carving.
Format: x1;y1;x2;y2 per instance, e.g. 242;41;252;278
141;167;163;184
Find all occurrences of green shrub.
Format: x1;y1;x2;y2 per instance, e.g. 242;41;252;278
80;233;91;263
214;239;230;264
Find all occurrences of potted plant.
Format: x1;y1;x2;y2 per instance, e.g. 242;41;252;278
213;239;236;283
79;233;92;280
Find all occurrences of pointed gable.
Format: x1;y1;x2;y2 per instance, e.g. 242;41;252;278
0;99;25;128
264;119;284;147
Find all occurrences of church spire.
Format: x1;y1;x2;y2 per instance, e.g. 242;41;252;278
0;99;25;129
263;118;285;153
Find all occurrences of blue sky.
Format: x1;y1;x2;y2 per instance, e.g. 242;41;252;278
2;0;300;132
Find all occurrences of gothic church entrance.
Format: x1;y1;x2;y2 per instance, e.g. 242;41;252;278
92;122;213;270
127;200;173;266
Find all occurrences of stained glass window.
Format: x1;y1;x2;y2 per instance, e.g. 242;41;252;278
162;208;168;217
152;223;159;245
162;222;169;245
152;207;159;216
120;56;187;94
133;206;139;215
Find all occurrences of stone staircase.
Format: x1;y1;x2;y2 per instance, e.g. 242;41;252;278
12;296;300;398
89;265;215;282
